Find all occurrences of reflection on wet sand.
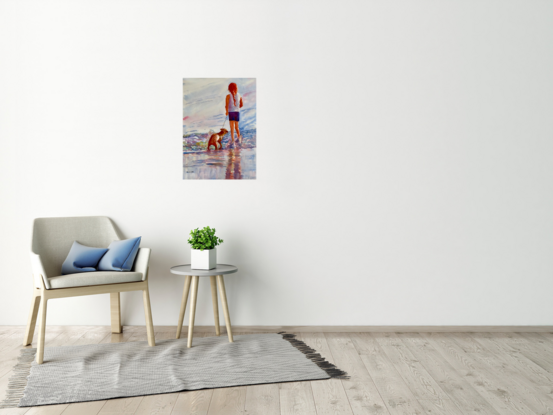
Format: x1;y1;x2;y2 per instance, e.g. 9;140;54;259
183;147;256;180
225;149;241;179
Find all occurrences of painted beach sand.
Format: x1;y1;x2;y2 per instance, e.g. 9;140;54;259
183;148;256;180
183;78;256;180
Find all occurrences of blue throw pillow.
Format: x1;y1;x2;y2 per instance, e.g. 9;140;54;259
61;241;109;275
98;237;141;272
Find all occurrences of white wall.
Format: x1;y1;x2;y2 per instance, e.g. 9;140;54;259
1;0;553;326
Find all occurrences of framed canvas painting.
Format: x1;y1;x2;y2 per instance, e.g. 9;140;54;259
183;78;256;180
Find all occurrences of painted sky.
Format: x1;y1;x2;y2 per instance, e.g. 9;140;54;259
183;78;256;135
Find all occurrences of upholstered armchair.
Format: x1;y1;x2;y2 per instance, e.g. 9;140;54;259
24;216;155;364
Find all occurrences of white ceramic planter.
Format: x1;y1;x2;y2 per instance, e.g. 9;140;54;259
191;248;216;270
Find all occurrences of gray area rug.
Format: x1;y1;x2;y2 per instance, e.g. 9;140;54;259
1;333;347;408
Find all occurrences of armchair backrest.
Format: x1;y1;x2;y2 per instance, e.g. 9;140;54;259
31;216;122;278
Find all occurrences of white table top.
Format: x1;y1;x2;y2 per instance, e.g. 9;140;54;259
170;264;238;276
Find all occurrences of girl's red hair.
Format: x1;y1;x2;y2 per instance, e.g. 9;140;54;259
228;82;238;106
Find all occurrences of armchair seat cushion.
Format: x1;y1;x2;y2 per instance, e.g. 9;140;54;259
48;271;143;289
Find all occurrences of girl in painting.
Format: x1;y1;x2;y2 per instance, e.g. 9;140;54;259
225;82;243;147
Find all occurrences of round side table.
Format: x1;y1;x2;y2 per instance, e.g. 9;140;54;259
170;264;238;348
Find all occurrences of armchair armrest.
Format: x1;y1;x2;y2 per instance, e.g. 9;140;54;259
30;252;50;289
133;248;151;281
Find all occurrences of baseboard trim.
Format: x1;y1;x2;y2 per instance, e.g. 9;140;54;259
126;325;553;333
5;325;552;333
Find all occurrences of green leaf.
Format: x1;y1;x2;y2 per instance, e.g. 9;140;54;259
187;226;224;248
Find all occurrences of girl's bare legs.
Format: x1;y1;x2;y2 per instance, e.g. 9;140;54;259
230;121;236;146
236;124;241;145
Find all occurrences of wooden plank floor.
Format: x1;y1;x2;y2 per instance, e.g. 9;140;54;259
1;327;553;414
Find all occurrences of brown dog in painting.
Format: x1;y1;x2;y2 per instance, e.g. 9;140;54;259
207;128;228;151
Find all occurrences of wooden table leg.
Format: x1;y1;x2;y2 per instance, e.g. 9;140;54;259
217;274;233;343
187;276;199;348
176;275;192;339
210;276;220;336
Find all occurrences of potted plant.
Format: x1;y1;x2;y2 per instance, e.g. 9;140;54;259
188;226;223;270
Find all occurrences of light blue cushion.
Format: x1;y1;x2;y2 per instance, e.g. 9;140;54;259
98;237;141;271
61;241;109;275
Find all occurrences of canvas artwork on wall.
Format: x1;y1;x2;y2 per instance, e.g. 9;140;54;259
183;78;256;180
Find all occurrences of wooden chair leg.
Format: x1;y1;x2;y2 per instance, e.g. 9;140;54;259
36;296;48;364
210;276;220;336
176;275;192;339
23;289;41;346
142;288;155;347
187;276;199;348
110;292;122;334
217;275;233;343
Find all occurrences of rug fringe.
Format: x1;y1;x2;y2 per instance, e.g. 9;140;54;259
0;348;35;408
278;332;350;380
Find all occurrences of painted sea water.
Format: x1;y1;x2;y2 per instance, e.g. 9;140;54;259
183;78;256;180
